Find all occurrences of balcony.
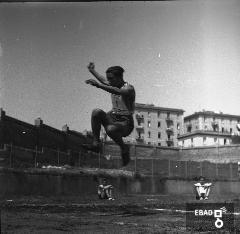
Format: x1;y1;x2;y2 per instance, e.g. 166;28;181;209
136;125;144;131
166;138;174;146
212;121;218;126
166;117;173;124
166;127;174;134
166;138;174;143
136;137;144;143
136;113;144;119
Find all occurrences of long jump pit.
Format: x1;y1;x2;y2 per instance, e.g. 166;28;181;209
0;166;240;233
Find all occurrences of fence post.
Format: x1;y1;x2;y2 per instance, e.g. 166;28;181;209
67;149;71;166
102;142;105;156
230;163;233;180
9;143;13;168
57;148;60;166
168;159;171;177
98;152;101;169
185;161;188;178
134;144;137;173
35;145;38;168
215;163;218;178
200;161;203;177
151;157;154;178
78;151;81;167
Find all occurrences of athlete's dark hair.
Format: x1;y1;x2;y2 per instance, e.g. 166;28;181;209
106;66;125;78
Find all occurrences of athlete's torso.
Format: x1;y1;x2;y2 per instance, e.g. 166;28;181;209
111;82;135;115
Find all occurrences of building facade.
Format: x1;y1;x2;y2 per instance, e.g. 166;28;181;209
125;103;184;147
178;111;240;148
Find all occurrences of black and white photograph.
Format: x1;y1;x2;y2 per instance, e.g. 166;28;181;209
0;0;240;233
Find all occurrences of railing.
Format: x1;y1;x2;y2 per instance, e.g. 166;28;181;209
166;128;174;133
135;114;144;120
136;125;144;131
166;117;173;124
136;137;144;143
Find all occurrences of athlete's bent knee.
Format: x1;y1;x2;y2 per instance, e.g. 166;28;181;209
92;108;105;118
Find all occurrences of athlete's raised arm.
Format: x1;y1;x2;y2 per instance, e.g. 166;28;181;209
87;62;109;86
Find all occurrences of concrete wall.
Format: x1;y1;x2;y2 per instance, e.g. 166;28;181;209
179;144;240;163
0;168;240;199
104;142;240;163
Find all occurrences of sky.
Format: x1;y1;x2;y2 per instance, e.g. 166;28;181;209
0;1;240;132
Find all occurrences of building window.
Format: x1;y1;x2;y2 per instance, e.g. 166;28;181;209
224;138;227;145
213;124;218;132
177;123;180;130
148;121;151;128
187;126;192;132
158;142;161;146
203;137;206;144
222;127;224;133
167;112;170;118
157;111;161;118
230;128;232;134
158;132;161;139
214;138;217;143
158;121;161;128
148;142;151;145
148;131;151;138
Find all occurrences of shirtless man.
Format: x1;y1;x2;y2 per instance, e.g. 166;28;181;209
194;176;212;200
84;62;135;166
97;178;114;200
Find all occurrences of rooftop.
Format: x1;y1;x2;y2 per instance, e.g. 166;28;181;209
135;103;185;114
184;110;240;121
177;130;232;139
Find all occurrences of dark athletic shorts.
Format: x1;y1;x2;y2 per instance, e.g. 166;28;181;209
106;111;134;137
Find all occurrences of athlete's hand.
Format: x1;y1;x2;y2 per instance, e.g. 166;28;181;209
85;79;99;87
87;62;95;72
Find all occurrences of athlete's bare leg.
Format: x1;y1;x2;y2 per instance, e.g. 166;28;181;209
84;109;130;166
105;125;130;166
82;109;107;153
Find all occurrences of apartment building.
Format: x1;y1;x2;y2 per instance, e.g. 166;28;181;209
178;110;240;147
125;103;184;147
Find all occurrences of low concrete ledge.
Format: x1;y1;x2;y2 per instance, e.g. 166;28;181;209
0;167;145;179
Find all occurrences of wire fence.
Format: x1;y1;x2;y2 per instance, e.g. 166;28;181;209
0;143;239;180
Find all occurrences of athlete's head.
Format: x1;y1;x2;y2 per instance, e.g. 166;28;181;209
199;176;205;184
103;178;107;185
106;66;125;87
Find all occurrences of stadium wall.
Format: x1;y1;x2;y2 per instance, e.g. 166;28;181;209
0;168;239;198
104;142;240;163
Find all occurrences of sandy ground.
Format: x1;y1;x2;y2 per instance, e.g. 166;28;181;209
1;195;240;234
